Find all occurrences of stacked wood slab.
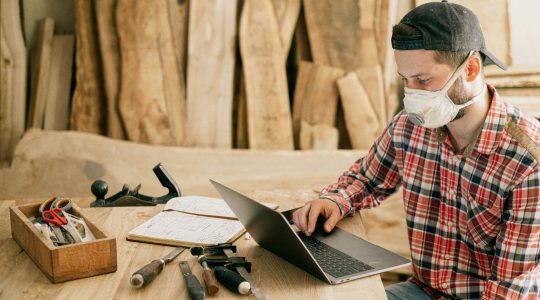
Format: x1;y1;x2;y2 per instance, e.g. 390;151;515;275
60;0;403;150
0;0;402;159
8;0;540;161
0;0;27;166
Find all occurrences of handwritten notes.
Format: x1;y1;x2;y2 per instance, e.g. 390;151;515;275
127;195;278;246
164;196;237;219
127;211;244;246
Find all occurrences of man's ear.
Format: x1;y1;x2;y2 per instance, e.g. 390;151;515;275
465;53;482;82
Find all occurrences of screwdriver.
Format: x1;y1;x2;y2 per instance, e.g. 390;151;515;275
130;247;185;288
198;255;219;295
179;261;206;300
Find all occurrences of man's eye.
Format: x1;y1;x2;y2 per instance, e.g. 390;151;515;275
418;78;430;84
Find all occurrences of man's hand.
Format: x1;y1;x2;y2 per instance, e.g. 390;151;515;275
292;198;342;236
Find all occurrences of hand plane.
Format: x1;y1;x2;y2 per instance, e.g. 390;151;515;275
90;163;181;207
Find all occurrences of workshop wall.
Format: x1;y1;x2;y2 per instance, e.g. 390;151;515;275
2;0;540;167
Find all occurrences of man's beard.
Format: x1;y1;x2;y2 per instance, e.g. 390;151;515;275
447;76;471;122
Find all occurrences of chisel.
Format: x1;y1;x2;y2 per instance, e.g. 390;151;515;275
130;247;185;288
179;261;205;300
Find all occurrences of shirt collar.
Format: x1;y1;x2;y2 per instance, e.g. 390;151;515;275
435;83;506;156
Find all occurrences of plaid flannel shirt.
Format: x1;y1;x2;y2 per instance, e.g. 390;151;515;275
320;84;540;299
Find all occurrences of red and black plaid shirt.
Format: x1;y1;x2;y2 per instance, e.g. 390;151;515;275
321;84;540;299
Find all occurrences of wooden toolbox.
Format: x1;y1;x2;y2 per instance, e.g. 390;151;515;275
10;202;117;283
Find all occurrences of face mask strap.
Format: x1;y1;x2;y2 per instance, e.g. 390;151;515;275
440;50;474;93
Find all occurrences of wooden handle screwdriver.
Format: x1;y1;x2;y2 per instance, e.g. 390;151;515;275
130;247;185;288
198;255;219;295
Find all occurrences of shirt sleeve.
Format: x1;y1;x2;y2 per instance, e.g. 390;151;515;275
482;169;540;300
319;118;402;217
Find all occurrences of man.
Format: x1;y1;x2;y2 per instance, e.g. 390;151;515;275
292;1;540;299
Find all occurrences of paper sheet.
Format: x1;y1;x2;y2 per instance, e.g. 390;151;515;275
164;196;237;218
163;196;278;219
127;211;245;246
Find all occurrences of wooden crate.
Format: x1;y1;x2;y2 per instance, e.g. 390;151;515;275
10;202;117;283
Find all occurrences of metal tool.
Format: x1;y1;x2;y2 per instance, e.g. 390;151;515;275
90;163;181;207
130;247;185;288
179;261;205;300
191;244;265;300
42;208;82;244
197;255;219;295
214;266;251;295
51;198;73;213
64;212;96;242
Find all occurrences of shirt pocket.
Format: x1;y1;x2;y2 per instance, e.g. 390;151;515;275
465;195;502;251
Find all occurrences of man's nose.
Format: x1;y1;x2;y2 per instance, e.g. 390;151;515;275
405;81;422;90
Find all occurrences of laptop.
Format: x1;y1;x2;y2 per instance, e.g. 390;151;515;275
210;180;411;284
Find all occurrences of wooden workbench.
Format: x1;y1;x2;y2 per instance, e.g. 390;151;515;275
0;129;402;299
0;193;387;299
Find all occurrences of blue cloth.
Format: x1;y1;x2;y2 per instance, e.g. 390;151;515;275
385;281;432;300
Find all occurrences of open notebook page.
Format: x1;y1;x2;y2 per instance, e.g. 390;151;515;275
164;196;278;219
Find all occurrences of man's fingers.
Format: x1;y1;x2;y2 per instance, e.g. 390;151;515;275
296;202;311;233
307;204;322;235
324;210;341;233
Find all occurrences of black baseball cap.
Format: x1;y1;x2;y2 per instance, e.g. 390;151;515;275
391;0;507;70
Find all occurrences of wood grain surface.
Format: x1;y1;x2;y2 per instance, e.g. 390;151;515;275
240;0;294;150
186;0;238;148
270;0;301;58
116;0;186;145
0;0;27;165
337;72;380;149
43;35;74;131
71;0;107;134
95;0;126;139
303;0;362;71
27;18;54;129
292;61;344;149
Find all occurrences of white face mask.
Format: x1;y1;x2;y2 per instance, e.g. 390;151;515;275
403;51;484;128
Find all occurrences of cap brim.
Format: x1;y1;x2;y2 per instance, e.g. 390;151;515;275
480;49;508;70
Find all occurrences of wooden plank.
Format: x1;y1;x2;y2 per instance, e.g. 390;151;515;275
240;0;294;150
358;0;379;67
0;25;14;166
415;0;511;66
167;0;189;81
356;66;387;132
186;0;238;148
116;0;186;145
293;5;312;65
71;0;106;134
270;0;301;58
507;0;540;69
487;74;540;88
157;0;188;146
337;72;380;149
503;96;540;119
378;0;399;121
497;87;540;96
235;73;249;149
292;61;343;148
303;0;362;71
43;35;75;131
485;68;540;78
27;18;54;129
0;0;27;165
299;121;339;150
95;0;126;139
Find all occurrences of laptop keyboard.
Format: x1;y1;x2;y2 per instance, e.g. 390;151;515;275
299;233;374;278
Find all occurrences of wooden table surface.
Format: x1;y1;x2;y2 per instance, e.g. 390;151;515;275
0;192;387;300
0;130;389;299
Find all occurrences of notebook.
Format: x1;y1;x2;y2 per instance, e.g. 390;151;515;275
126;196;277;247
